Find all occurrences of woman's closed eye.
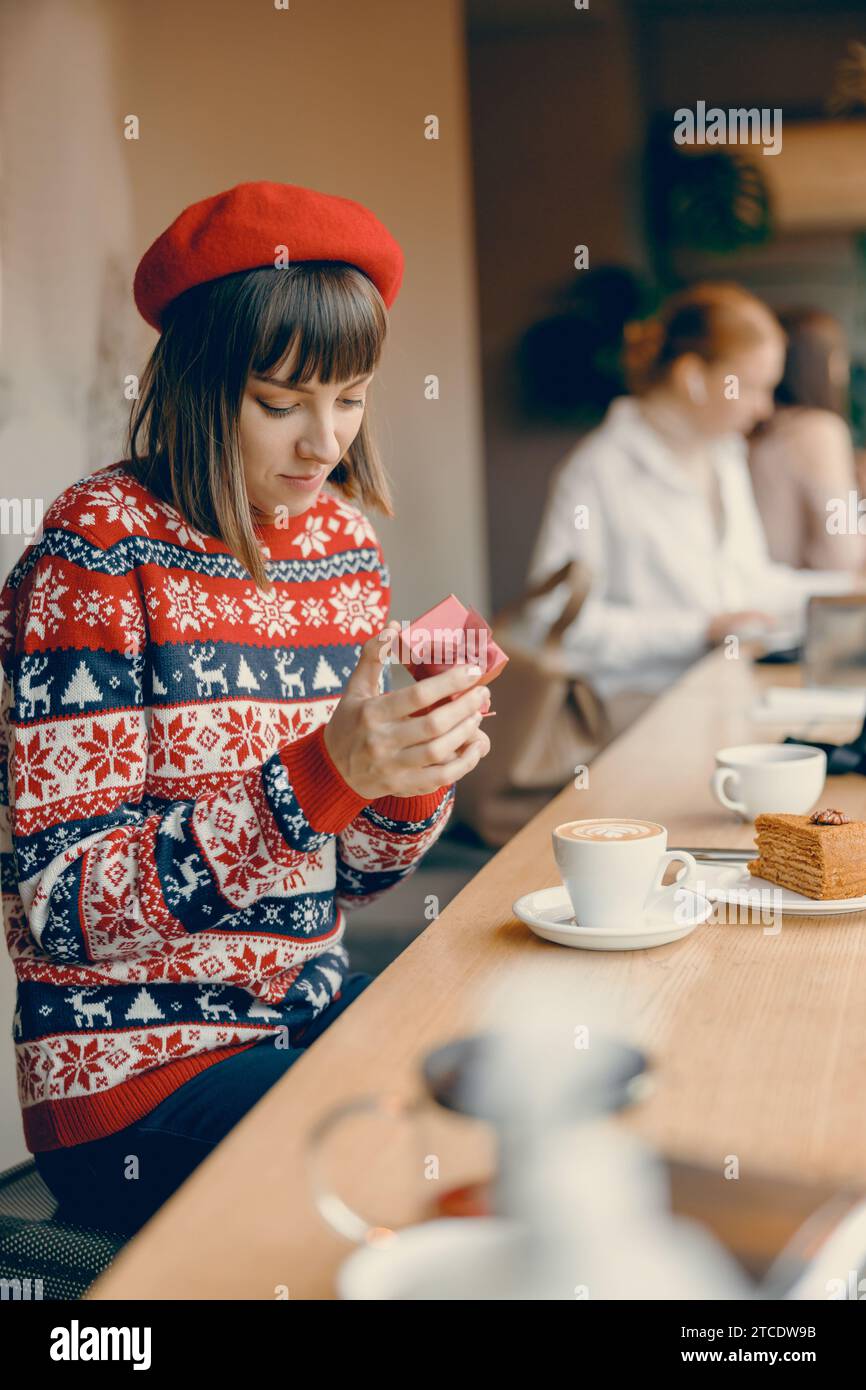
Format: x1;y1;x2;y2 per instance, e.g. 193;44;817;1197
258;398;365;417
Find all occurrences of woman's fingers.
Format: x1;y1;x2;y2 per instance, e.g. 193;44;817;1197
380;685;491;753
430;730;490;784
373;661;486;724
373;729;490;798
397;706;485;769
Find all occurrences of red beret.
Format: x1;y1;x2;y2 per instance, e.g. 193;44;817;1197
133;180;404;330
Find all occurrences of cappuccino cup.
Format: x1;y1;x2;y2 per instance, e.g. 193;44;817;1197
711;743;827;821
551;819;698;931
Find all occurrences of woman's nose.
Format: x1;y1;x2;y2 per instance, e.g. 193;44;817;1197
296;424;343;466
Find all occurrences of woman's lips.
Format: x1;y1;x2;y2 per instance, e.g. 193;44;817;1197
278;467;326;492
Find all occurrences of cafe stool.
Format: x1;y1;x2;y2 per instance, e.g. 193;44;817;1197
0;1158;127;1300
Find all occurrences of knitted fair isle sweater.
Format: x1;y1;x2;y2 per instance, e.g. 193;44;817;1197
0;462;454;1153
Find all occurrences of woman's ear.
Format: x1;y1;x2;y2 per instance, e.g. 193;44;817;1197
670;352;708;405
687;372;708;405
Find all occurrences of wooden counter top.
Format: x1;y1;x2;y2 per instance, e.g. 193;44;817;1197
90;648;866;1299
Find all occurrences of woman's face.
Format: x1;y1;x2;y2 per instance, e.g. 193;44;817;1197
239;352;373;522
682;335;786;438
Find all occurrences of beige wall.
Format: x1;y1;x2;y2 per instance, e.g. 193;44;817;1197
467;1;647;611
0;0;486;1165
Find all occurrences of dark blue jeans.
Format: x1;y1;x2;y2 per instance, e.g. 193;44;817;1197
34;972;373;1238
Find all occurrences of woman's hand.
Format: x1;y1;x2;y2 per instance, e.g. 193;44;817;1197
706;610;776;646
323;620;492;799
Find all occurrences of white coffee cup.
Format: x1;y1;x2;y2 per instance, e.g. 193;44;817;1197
711;743;827;821
551;818;698;931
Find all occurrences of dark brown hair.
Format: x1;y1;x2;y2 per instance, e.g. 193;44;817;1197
622;281;784;396
773;307;849;415
124;262;394;591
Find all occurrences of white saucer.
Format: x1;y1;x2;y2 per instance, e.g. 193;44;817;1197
695;861;866;917
512;884;713;950
337;1218;524;1299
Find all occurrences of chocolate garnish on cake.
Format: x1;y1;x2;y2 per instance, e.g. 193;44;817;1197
748;809;866;899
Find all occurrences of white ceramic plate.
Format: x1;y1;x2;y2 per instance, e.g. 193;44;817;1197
336;1218;523;1299
695;860;866;917
512;884;713;951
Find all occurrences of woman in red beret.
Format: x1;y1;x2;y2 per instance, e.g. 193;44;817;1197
0;181;490;1237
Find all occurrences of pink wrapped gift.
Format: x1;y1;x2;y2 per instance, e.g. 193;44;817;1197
394;593;508;715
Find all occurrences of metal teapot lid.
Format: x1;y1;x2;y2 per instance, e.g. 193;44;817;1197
420;1032;651;1124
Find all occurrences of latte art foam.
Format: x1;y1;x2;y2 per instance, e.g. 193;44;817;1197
557;819;662;842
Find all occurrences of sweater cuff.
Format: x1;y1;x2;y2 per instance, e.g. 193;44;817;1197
368;784;453;824
279;723;372;834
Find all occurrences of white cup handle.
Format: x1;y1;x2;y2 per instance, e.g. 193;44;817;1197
643;850;698;916
711;766;748;817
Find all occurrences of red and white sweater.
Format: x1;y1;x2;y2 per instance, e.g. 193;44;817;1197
0;462;454;1153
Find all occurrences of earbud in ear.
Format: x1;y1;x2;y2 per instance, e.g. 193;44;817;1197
687;372;708;405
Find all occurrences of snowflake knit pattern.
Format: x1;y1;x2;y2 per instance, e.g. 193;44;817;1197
0;463;454;1152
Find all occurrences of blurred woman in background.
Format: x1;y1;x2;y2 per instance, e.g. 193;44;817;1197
518;282;859;733
748;307;866;571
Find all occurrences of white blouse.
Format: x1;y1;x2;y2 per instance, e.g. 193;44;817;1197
518;396;856;700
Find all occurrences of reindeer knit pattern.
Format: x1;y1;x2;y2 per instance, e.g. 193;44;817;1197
0;462;454;1152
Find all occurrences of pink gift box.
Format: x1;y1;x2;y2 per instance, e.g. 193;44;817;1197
395;593;508;715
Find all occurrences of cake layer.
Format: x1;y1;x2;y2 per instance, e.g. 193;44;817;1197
747;858;866;899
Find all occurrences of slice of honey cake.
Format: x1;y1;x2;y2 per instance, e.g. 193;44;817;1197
748;808;866;900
